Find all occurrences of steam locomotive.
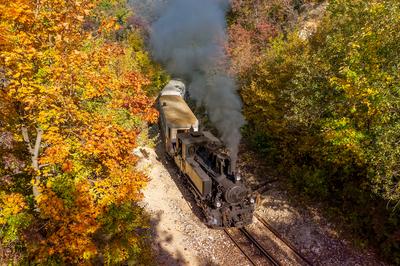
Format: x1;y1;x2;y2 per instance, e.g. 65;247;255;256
158;80;255;227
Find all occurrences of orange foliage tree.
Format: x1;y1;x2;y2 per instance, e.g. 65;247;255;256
0;0;160;264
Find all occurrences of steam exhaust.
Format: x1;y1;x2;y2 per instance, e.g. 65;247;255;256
132;0;245;168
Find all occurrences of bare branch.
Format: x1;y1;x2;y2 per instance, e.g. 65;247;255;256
38;163;50;169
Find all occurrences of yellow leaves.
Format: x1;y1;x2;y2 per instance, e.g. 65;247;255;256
76;15;85;22
34;181;101;262
0;23;10;46
1;1;34;25
321;117;367;165
0;193;28;224
369;2;385;15
82;83;107;99
1;0;157;262
55;34;62;43
40;144;70;165
62;160;74;173
40;124;71;165
91;165;147;208
81;118;138;165
37;190;65;221
99;18;118;34
82;8;92;16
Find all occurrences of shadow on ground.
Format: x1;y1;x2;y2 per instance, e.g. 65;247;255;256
153;134;206;226
143;126;220;265
147;211;186;266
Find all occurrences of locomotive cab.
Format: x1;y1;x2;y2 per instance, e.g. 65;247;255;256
175;131;255;227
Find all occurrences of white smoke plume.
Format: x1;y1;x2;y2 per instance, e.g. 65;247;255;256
133;0;245;168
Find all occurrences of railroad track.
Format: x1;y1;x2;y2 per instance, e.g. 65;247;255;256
254;213;312;265
224;227;280;266
225;214;313;266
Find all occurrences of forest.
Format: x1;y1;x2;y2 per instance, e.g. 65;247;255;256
228;0;399;263
1;0;399;264
0;0;166;264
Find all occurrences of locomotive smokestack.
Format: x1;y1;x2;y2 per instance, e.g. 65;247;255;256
147;0;245;169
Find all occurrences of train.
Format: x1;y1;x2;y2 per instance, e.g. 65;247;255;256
158;80;255;227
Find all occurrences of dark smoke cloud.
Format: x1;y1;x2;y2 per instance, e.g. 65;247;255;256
133;0;245;168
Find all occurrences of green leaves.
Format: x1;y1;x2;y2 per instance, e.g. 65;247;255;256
0;193;32;245
240;0;400;262
245;0;400;202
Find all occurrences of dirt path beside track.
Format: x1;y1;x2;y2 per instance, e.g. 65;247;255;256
137;145;251;266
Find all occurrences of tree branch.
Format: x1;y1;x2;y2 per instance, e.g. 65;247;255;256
38;163;50;169
32;128;43;171
21;126;33;154
22;127;44;208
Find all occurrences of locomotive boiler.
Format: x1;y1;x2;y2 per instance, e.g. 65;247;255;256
158;80;255;227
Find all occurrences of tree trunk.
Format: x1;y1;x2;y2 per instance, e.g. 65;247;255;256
22;126;43;201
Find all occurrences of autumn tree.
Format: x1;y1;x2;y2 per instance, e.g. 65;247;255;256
239;0;400;262
0;0;162;264
227;0;323;77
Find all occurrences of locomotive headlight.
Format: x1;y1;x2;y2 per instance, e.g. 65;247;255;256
215;201;221;208
235;175;241;181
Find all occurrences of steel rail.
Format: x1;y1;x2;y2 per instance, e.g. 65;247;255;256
224;229;257;266
254;213;313;266
240;228;281;266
